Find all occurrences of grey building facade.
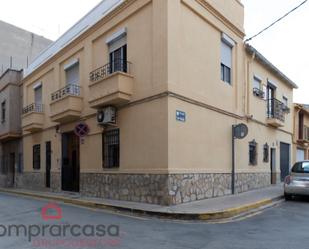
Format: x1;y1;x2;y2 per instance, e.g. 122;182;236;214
0;20;52;74
0;21;51;187
0;69;23;187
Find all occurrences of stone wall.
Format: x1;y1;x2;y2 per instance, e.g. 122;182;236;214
9;172;272;205
51;172;61;192
80;172;271;205
16;172;45;190
80;173;170;205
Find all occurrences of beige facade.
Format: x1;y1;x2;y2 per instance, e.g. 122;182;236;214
293;104;309;161
20;0;297;205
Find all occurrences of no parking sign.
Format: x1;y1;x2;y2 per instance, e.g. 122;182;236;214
74;122;90;138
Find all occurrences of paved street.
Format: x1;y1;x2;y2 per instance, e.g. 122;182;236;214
0;193;308;249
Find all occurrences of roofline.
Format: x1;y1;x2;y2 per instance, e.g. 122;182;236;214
23;0;124;78
0;68;23;81
245;43;298;89
295;103;309;115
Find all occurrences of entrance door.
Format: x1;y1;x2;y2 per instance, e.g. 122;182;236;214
270;148;276;184
8;153;15;187
62;132;80;192
280;142;290;182
46;141;51;188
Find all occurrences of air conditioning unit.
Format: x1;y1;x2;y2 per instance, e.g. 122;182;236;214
97;106;116;125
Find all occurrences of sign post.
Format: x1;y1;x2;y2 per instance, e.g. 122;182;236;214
232;123;248;194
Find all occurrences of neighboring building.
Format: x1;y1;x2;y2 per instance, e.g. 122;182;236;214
0;21;52;187
0;69;23;187
0;20;52;74
293;104;309;161
20;0;297;205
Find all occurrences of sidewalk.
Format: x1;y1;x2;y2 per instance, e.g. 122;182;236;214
0;185;283;220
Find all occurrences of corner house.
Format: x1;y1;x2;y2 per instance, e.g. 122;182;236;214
20;0;297;205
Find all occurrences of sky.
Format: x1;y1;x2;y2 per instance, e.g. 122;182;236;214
0;0;307;103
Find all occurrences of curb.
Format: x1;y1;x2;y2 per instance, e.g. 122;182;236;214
0;188;283;221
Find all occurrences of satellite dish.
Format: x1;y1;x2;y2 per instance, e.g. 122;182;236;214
233;123;248;139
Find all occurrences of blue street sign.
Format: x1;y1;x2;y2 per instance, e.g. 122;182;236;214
176;110;186;122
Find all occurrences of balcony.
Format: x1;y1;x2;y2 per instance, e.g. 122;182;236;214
50;84;83;123
22;103;44;132
88;59;133;108
266;98;285;127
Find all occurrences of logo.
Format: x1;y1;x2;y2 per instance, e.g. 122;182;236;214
41;203;62;221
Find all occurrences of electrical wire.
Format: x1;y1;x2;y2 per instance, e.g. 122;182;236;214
245;0;308;42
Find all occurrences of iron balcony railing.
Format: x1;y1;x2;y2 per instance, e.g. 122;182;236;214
89;59;132;83
22;103;44;115
51;84;81;102
267;98;285;122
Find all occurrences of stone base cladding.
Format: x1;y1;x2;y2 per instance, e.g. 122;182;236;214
80;173;170;205
235;173;271;194
51;172;61;192
80;172;271;205
16;172;45;190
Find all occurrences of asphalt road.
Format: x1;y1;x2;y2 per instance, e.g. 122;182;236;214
0;193;308;249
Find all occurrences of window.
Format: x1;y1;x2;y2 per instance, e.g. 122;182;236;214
103;129;120;168
65;62;80;85
249;140;258;165
1;101;6;123
253;77;261;90
221;37;233;84
263;143;269;163
109;44;127;74
34;85;42;112
283;96;288;106
107;29;127;74
292;161;309;173
33;144;41;170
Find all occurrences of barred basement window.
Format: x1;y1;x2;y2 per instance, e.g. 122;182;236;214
33;144;41;170
249;140;257;165
263;143;269;163
103;129;120;169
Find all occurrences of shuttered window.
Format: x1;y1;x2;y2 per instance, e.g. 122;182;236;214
221;40;232;84
65;63;79;85
34;85;42;104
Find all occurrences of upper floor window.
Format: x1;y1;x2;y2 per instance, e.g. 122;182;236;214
283;96;288;107
220;34;235;85
34;84;42;104
253;76;261;89
253;76;265;98
65;60;80;85
1;101;6;123
107;28;127;74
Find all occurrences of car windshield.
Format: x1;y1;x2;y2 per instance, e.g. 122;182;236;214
292;162;309;173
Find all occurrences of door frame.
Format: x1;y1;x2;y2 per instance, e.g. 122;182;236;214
45;141;51;188
61;132;80;192
280;142;290;182
270;148;276;184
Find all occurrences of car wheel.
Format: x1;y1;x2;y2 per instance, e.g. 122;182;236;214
284;193;292;201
